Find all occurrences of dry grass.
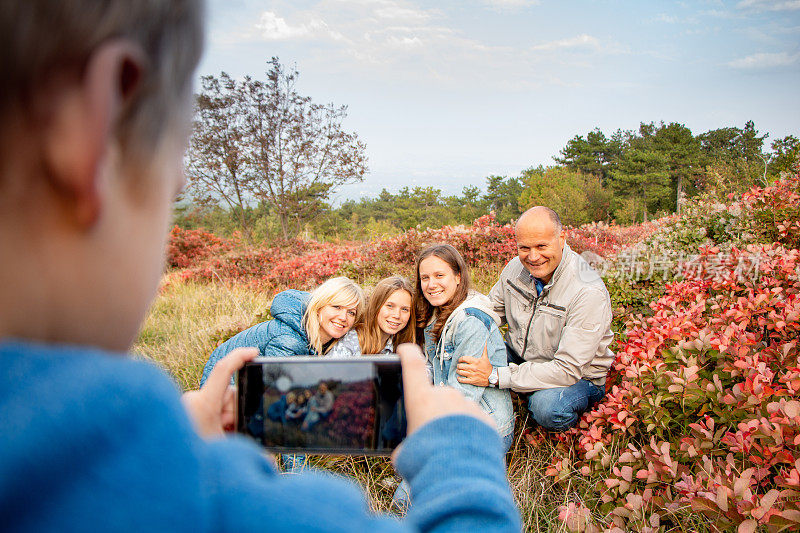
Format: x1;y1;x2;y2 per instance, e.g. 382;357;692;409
133;280;271;390
134;279;599;531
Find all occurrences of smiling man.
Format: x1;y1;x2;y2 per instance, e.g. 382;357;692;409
457;206;614;432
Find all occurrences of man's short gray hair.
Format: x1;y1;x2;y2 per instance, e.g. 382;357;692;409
0;0;204;157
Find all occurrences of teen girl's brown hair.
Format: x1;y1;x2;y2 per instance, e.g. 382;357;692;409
413;244;471;344
357;276;416;353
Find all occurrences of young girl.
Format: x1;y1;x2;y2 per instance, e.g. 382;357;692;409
414;244;514;448
327;276;416;357
200;276;364;386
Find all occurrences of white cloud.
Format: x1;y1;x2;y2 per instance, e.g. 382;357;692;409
727;51;800;68
531;34;602;52
736;0;800;11
233;2;612;90
705;9;742;19
655;13;680;23
386;35;424;48
254;11;337;41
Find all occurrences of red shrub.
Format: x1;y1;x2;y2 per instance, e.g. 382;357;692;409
178;239;367;291
740;173;800;249
549;244;800;531
166;226;236;269
566;219;669;258
369;213;662;272
324;380;377;446
372;213;517;267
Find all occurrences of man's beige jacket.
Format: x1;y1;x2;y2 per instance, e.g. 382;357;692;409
489;243;614;392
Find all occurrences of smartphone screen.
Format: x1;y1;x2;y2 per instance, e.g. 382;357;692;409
237;356;406;455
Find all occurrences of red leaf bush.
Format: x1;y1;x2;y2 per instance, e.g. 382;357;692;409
166;226;236;269
738;173;800;250
364;212;660;271
566;219;667;259
165;213;662;294
323;380;377;446
176;239;366;291
549;243;800;531
369;213;517;267
549;173;800;531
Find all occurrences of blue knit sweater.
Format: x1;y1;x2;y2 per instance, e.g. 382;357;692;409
0;340;521;532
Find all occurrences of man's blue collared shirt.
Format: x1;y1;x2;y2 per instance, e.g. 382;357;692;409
531;275;545;296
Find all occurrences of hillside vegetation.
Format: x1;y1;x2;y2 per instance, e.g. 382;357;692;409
136;170;800;532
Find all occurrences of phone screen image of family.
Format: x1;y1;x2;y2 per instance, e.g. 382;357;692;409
238;357;406;454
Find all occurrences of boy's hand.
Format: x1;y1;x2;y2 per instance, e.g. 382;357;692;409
181;347;258;439
397;343;494;436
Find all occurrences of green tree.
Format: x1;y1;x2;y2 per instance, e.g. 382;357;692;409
446;186;487;225
483;175;524;224
768;135;799;176
607;122;703;220
554;128;624;184
698;121;769;193
649;122;703;214
518;166;611;226
608;135;671;223
391;186;456;229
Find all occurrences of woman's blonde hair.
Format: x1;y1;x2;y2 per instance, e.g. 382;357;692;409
357;276;416;354
304;276;365;355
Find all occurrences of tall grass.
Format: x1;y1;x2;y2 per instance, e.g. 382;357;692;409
134;279;597;531
133;281;270;390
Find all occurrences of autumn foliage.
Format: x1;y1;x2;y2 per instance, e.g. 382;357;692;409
165;213;664;292
551;174;800;532
164;172;800;532
166;226;236;269
168;236;365;291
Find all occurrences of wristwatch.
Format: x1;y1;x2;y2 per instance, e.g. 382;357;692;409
488;367;499;387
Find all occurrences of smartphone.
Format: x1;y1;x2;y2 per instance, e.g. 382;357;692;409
237;356;406;455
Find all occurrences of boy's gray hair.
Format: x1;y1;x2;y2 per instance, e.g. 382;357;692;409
0;0;204;156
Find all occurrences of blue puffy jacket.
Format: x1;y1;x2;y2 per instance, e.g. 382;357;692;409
200;290;314;386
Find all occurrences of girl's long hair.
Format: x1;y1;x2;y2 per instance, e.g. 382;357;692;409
413;244;471;344
304;276;365;355
357;276;416;354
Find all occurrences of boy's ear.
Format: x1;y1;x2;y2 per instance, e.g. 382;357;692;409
42;40;145;228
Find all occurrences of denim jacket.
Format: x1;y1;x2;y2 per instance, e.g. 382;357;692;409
423;291;515;437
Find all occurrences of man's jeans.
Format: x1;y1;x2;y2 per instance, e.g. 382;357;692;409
506;342;605;432
527;379;605;432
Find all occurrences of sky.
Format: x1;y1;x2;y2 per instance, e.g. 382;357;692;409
200;0;800;201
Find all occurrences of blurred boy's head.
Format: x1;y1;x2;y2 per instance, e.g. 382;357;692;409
0;1;204;351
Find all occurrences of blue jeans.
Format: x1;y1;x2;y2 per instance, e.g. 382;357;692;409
527;379;605;432
504;341;605;432
281;453;308;473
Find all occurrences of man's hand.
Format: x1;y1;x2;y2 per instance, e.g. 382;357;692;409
456;344;493;387
181;347;258;439
397;343;494;436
